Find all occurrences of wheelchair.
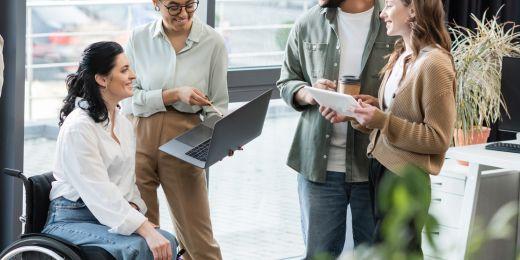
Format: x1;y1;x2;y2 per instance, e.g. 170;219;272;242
0;168;115;260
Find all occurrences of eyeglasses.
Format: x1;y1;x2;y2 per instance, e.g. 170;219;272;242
158;0;199;16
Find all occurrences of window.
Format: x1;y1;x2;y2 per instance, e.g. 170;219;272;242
25;0;158;122
23;0;308;259
208;0;312;258
214;0;313;68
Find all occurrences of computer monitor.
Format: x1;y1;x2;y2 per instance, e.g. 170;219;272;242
498;57;520;140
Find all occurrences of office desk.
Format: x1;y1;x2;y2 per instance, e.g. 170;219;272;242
422;141;520;260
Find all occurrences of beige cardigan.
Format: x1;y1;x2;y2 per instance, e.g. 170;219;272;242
353;46;456;175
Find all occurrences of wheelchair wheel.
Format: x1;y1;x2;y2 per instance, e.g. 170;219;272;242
0;235;82;260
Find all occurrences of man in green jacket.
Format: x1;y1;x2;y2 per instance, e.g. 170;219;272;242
276;0;395;258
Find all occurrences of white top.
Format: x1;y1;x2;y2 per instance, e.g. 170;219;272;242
384;51;412;108
0;35;4;97
121;17;229;118
50;101;147;235
327;7;373;173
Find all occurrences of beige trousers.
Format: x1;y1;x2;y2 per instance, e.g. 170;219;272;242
133;109;222;260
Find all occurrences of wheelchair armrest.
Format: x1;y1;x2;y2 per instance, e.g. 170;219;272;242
2;168;27;181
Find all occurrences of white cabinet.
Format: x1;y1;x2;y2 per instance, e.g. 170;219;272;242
429;190;464;229
422;160;468;259
422;225;460;259
422;158;520;260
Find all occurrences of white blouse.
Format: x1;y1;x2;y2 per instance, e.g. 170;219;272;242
50;101;147;235
384;51;412;108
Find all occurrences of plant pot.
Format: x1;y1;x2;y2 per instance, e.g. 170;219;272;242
453;127;491;166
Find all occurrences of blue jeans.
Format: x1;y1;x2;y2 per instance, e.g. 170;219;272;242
298;172;375;259
42;197;177;260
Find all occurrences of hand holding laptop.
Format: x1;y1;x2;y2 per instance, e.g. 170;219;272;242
225;145;243;158
159;90;272;169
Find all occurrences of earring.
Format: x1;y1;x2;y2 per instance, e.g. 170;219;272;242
155;5;160;11
408;16;417;29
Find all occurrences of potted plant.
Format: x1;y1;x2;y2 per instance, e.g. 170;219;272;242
450;9;520;146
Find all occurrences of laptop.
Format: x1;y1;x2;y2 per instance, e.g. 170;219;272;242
159;89;273;169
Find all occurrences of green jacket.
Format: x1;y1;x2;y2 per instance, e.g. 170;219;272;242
276;2;396;183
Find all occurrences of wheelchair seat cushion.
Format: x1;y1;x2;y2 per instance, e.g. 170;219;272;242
24;172;55;233
80;246;116;260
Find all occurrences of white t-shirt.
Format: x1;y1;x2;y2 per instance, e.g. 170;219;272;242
327;7;373;173
384;51;412;108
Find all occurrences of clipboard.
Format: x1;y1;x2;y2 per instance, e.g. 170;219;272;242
304;86;359;117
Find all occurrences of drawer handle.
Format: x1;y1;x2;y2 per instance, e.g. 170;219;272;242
432;198;442;203
432;182;443;186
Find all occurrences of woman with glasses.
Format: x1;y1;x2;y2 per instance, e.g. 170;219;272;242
122;0;228;259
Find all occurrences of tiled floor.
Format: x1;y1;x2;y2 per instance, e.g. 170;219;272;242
23;100;357;259
23;101;307;259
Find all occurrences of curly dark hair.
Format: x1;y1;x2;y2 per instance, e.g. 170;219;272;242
59;41;124;126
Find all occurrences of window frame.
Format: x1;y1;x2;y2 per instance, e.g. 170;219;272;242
0;0;26;249
206;0;281;102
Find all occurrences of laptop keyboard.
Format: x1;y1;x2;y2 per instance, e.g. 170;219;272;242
185;139;211;161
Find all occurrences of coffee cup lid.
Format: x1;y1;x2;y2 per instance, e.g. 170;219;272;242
340;75;360;84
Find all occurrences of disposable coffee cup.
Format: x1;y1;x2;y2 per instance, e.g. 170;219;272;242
338;75;361;95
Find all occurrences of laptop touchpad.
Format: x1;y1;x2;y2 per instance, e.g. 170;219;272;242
176;125;213;147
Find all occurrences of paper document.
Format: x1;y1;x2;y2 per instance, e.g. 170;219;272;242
304;86;359;117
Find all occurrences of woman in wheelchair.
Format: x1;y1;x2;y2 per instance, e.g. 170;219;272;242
41;41;177;260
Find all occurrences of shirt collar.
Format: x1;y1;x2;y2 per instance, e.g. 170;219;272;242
152;18;165;39
151;16;204;43
188;17;203;43
320;0;382;18
74;97;119;132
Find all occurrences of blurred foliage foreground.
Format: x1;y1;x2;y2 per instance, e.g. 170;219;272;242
311;165;518;260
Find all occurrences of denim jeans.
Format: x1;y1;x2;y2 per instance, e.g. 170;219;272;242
298;172;375;259
42;197;177;260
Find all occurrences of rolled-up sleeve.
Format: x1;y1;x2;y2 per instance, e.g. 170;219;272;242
60;124;147;235
276;22;310;112
129;184;148;215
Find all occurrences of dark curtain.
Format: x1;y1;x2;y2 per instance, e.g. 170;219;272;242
444;0;520;28
443;0;520;142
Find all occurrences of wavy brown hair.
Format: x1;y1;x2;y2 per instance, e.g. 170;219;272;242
59;41;124;127
381;0;452;76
